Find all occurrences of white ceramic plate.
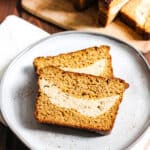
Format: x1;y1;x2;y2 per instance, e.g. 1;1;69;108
0;31;150;150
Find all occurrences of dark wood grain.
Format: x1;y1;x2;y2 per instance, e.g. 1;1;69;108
0;124;7;150
6;129;28;150
0;0;149;150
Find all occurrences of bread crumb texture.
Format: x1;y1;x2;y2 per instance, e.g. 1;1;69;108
35;66;129;132
34;45;113;78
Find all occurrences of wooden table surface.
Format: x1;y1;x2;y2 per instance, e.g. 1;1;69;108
0;0;149;149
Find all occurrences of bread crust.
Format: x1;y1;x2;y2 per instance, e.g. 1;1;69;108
98;0;129;26
120;0;150;39
120;12;150;40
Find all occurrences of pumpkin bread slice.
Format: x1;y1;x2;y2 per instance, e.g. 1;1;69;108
35;66;129;134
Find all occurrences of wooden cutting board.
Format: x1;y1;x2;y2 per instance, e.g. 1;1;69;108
21;0;150;53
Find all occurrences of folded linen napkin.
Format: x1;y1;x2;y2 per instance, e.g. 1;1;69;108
0;15;149;150
0;15;49;124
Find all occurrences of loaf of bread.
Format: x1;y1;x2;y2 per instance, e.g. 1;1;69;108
34;45;113;78
35;66;129;133
98;0;129;26
120;0;150;39
72;0;96;10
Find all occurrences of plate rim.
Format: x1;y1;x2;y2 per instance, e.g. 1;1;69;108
0;31;149;150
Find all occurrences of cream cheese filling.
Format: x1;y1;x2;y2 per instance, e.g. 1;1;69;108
136;0;150;26
40;79;120;117
110;0;129;15
60;59;106;76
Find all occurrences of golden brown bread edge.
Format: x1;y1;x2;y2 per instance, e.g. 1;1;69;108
98;0;112;26
119;12;150;40
119;0;150;39
34;66;129;134
98;0;130;26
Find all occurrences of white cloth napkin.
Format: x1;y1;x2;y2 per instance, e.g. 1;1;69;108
0;15;149;150
0;15;49;124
